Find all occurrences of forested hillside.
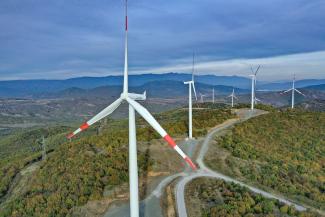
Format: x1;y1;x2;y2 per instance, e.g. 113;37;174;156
0;104;234;216
0;127;70;201
205;110;325;210
186;178;321;217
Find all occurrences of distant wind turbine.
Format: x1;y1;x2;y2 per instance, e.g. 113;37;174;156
282;74;305;109
249;65;261;110
42;136;47;161
37;136;47;160
200;93;205;103
184;53;198;139
227;88;238;108
67;2;196;217
212;88;215;103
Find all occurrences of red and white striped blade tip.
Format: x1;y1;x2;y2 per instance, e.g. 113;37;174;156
80;122;89;130
163;135;197;170
185;157;197;170
66;122;89;140
67;133;74;139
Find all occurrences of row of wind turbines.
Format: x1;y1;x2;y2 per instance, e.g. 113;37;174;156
200;88;237;106
66;1;305;216
249;67;305;109
183;54;238;140
184;60;305;139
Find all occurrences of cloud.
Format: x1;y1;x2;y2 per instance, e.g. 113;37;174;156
0;0;325;80
137;51;325;81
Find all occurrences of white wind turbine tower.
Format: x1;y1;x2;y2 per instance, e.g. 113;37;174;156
200;93;205;103
227;88;238;108
67;2;196;216
212;88;215;103
184;53;198;139
42;136;46;161
249;65;261;110
282;74;305;109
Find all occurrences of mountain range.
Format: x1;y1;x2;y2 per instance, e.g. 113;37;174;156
36;80;249;100
0;73;324;98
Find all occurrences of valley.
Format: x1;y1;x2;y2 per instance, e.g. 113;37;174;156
1;0;325;216
0;72;324;217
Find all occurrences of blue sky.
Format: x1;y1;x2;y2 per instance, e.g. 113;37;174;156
0;0;325;81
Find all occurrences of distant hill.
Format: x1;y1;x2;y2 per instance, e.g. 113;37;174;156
296;99;325;111
0;73;324;98
39;80;249;99
303;84;325;91
0;73;250;98
259;79;325;91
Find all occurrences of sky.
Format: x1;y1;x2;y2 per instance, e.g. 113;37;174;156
0;0;325;81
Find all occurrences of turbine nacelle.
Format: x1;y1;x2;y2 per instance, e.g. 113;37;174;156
249;74;256;78
123;91;147;101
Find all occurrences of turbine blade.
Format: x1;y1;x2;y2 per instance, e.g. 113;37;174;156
295;89;305;96
282;88;293;94
126;97;197;170
250;67;255;74
128;92;146;100
234;95;238;100
255;97;262;102
123;0;129;94
192;82;198;101
192;52;195;82
67;98;123;139
255;65;261;75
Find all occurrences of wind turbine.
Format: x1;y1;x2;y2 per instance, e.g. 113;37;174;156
212;88;215;103
67;2;196;217
282;74;305;109
37;136;47;160
249;65;261;110
184;53;198;139
42;136;46;161
227;88;238;108
200;93;205;103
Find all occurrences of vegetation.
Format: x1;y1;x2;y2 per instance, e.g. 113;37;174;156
234;103;277;112
186;178;321;217
0;105;234;216
206;110;325;210
296;99;325;112
0;127;70;200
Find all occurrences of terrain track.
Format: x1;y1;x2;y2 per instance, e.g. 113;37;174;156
175;109;309;217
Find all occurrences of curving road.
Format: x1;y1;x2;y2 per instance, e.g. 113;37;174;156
104;140;197;217
104;109;309;217
175;109;307;217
